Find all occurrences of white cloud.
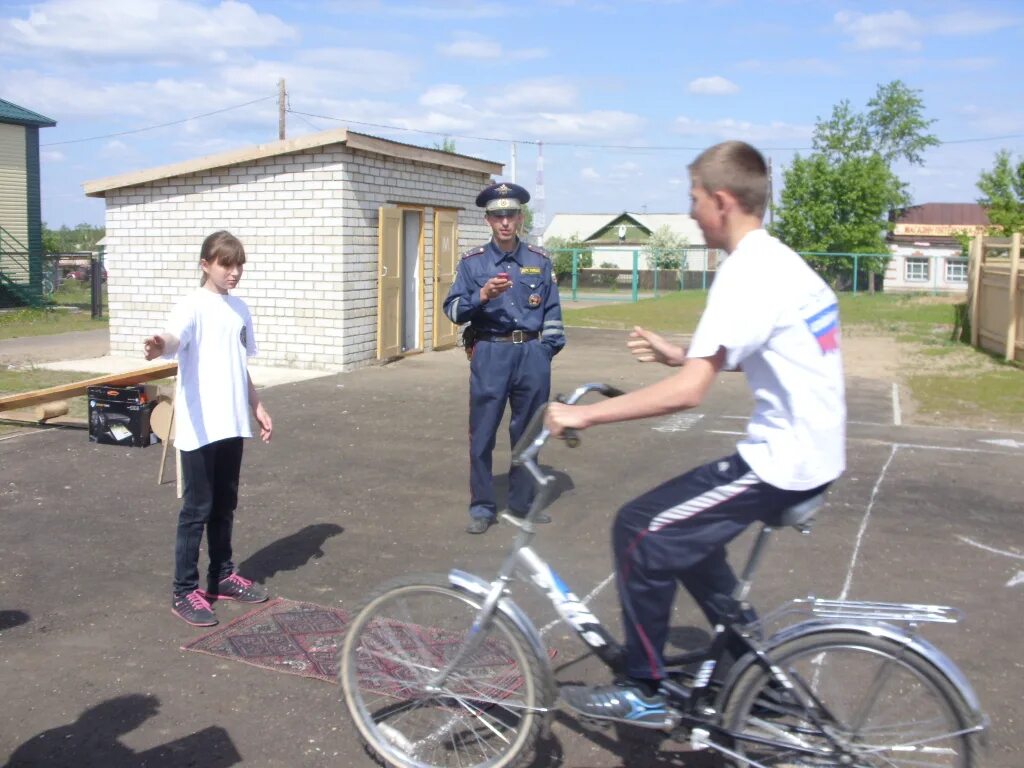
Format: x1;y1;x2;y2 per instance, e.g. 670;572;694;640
40;149;64;162
674;116;813;144
222;48;419;95
486;79;578;111
581;167;601;180
419;84;467;107
533;110;646;140
688;76;739;95
328;1;510;20
834;8;1022;51
389;111;477;134
0;0;297;62
437;33;546;60
834;10;922;50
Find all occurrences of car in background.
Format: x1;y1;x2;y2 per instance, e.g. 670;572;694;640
66;264;107;282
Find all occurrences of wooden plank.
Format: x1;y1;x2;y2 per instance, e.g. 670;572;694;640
0;362;177;412
969;235;983;347
1006;233;1021;362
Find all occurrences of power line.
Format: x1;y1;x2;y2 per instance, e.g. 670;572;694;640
40;96;276;147
287;107;1024;153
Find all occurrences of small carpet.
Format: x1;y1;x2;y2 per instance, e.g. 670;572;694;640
182;597;557;690
182;597;350;683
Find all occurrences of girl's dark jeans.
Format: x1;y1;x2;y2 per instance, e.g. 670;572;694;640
173;437;244;596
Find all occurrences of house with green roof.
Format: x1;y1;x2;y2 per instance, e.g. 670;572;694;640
0;97;56;306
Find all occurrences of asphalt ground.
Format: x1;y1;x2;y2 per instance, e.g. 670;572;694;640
1;327;1021;767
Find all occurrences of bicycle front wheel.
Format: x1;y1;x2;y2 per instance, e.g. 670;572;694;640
722;629;980;767
340;574;549;768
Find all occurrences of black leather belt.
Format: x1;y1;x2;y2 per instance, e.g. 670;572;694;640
475;330;539;343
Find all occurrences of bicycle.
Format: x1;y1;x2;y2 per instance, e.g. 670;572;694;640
340;383;988;768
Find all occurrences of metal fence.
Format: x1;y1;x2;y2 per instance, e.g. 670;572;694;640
548;248;965;302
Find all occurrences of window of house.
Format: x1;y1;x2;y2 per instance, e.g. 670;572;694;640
945;258;967;283
905;258;929;282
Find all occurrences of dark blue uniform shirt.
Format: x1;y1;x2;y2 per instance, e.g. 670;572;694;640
443;238;565;355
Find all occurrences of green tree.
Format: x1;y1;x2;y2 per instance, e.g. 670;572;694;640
433;137;457;153
772;80;937;287
976;149;1024;235
642;225;688;270
41;222;105;254
543;233;592;282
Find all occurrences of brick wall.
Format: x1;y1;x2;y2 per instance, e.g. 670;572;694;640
103;144;492;370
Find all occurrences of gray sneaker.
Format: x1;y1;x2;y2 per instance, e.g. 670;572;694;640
204;573;269;603
561;682;673;729
172;589;217;627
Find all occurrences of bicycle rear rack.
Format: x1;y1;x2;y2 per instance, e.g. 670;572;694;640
805;597;962;624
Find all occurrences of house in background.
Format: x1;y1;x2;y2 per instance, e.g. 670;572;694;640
542;212;714;271
84;128;502;370
0;98;56;306
886;203;989;294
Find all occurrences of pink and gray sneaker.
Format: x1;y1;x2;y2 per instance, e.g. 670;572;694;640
172;589;217;626
203;573;269;604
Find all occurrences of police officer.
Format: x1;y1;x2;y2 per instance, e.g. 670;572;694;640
444;182;566;534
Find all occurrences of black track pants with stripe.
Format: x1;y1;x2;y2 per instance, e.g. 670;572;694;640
612;453;828;681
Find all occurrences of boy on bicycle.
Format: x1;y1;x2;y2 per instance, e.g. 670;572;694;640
545;140;846;724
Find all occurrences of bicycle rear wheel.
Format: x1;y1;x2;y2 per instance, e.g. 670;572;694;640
722;629;980;767
340;574;549;768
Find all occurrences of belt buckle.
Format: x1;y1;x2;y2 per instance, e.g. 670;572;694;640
511;329;525;344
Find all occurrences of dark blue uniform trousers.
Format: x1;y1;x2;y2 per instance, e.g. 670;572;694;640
612;453;829;681
468;339;551;520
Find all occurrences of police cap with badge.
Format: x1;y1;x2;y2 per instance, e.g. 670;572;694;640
477;182;530;214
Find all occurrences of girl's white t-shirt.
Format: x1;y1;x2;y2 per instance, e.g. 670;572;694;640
687;229;846;491
164;289;257;451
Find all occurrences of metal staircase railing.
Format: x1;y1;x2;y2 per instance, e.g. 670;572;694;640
0;224;45;307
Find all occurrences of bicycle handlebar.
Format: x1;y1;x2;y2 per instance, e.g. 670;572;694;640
511;382;625;464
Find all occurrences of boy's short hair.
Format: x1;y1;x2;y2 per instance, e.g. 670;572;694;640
688;141;768;218
200;230;246;267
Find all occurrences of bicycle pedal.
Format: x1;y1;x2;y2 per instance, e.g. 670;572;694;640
578;715;614;732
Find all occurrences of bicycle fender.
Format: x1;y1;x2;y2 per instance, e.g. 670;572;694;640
447;569;556;694
716;619;985;721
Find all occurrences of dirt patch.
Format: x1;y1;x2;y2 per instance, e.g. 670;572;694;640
841;333;902;381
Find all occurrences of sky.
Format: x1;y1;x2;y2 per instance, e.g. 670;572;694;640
1;0;1023;230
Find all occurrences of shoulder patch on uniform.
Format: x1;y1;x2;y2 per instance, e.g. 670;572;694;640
526;244;549;258
461;246;487;259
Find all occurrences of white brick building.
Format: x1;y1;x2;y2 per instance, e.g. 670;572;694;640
84;129;503;370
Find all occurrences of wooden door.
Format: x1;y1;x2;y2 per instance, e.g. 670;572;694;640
377;207;403;359
432;209;459;349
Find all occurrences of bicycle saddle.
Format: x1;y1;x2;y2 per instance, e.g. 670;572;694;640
768;492;826;529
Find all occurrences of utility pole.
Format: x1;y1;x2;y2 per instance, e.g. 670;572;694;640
534;141;545;244
278;78;286;140
509;143;517;183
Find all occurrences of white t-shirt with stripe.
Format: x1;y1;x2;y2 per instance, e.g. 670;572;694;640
687;229;846;490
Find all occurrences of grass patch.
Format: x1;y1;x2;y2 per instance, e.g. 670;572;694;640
908;370;1024;428
562;290;1023;429
0;307;108;339
0;368;106;435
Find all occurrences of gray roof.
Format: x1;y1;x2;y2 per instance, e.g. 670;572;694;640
0;98;56;127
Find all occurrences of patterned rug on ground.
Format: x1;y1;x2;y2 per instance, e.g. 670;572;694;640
182;597;351;683
182;597;556;689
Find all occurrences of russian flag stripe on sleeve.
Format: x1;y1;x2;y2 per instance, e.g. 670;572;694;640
804;302;840;353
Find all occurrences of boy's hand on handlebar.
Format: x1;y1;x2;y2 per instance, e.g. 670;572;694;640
627;325;687;367
545;401;589;437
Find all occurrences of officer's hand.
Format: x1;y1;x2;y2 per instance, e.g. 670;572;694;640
479;275;512;303
545;402;590;437
627;325;687;366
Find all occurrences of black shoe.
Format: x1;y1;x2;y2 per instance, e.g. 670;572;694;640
466;517;497;534
561;682;672;728
509;511;551;524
